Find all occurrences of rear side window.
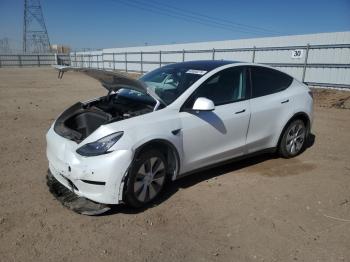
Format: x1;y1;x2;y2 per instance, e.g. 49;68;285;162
250;67;293;98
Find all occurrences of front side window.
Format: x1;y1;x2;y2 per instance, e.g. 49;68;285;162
184;67;247;108
250;66;293;98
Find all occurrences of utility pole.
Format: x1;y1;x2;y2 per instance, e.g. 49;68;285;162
0;38;10;53
23;0;51;53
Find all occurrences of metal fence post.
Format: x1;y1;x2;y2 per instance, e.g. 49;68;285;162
302;44;310;83
89;54;91;68
74;52;77;67
0;56;2;68
159;50;162;67
113;53;115;70
37;55;40;67
125;52;128;72
252;46;256;63
140;51;143;73
182;49;185;62
97;55;99;69
212;48;215;60
102;54;105;70
18;55;22;67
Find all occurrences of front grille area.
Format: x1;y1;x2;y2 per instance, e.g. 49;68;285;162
47;170;79;202
81;179;106;185
47;170;110;215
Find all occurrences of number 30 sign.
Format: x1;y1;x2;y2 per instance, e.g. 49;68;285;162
291;49;304;59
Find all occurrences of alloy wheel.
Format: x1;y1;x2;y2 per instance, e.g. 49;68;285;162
285;122;306;155
134;157;166;203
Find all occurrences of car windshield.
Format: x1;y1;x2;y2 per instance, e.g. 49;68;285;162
139;66;206;105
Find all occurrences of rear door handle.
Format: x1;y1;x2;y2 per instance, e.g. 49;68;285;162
235;109;246;114
281;99;289;104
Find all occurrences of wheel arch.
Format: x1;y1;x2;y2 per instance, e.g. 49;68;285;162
119;138;181;203
133;139;181;180
277;112;311;148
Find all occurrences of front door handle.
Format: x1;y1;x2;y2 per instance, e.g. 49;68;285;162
235;109;246;114
281;99;289;104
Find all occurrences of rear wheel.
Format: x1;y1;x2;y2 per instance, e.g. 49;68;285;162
279;119;306;158
124;150;167;208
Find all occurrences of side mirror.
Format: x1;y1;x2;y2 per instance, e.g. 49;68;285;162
192;97;215;111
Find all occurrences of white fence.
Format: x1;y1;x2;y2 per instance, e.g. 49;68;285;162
71;43;350;88
0;53;70;67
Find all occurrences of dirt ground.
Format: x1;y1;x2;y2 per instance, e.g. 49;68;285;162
0;67;349;262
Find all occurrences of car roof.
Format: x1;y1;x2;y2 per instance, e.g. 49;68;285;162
162;60;239;71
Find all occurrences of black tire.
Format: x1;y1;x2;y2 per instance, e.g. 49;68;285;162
124;150;168;208
279;119;307;158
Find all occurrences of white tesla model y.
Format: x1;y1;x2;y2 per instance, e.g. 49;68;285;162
47;60;313;214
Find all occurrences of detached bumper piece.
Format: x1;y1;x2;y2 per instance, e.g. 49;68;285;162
47;170;110;215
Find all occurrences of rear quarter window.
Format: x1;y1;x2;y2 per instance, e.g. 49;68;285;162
250;66;293;98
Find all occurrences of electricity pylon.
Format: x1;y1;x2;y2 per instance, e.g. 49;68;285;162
23;0;51;53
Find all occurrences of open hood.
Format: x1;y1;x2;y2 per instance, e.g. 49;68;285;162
53;65;164;105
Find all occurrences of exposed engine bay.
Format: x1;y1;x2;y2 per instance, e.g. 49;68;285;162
54;91;155;142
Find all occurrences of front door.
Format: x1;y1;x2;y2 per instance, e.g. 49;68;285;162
179;66;251;173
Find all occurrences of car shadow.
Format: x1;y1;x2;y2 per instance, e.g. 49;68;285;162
305;133;315;148
103;133;316;216
103;152;275;216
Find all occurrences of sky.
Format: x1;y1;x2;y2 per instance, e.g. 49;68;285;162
0;0;349;51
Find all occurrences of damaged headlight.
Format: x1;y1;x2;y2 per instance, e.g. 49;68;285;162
76;132;124;156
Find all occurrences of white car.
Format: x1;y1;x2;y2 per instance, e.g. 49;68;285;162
47;60;313;214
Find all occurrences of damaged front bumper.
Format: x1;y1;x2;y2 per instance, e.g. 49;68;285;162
47;170;110;215
46;126;133;207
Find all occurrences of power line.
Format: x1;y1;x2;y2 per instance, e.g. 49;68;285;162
114;0;268;35
111;0;238;33
140;0;269;35
110;0;278;36
149;0;282;35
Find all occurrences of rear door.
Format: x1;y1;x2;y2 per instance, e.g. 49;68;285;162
246;66;294;153
179;66;251;173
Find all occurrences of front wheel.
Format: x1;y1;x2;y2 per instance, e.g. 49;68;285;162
279;119;306;158
124;150;168;208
